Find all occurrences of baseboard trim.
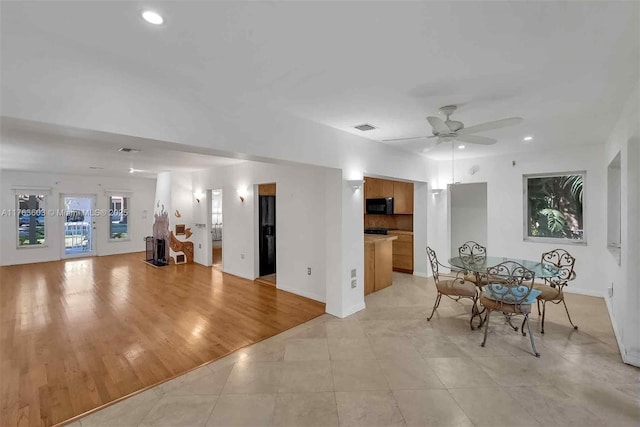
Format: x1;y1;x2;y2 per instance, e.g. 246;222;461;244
413;271;428;278
563;287;604;298
343;301;366;318
276;284;325;303
604;296;629;365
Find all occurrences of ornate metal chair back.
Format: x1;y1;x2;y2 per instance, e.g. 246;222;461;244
485;261;536;310
426;246;441;285
541;249;575;287
458;241;487;263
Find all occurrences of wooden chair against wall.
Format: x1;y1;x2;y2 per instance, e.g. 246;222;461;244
534;249;578;334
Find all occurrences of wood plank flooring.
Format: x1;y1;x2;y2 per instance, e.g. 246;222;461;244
0;253;325;426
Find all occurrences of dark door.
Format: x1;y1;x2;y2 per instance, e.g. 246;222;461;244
259;195;276;276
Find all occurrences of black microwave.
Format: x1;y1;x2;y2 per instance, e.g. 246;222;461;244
366;198;394;215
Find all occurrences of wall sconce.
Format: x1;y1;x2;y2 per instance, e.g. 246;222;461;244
193;191;205;203
347;179;364;190
432;188;444;196
237;187;248;202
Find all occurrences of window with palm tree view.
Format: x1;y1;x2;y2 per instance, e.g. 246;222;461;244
525;172;585;242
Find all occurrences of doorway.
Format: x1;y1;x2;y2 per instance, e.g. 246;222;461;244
211;189;223;269
257;183;276;285
62;195;95;257
449;183;488;258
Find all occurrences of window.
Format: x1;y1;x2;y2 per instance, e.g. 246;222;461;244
524;172;585;243
109;195;129;240
17;194;46;247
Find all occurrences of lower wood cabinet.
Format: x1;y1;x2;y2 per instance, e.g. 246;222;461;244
364;236;395;295
388;231;414;274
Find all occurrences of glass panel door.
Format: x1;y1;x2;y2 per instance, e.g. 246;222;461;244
63;195;95;257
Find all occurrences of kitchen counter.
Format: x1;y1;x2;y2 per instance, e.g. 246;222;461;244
364;234;397;295
364;234;399;244
387;229;413;235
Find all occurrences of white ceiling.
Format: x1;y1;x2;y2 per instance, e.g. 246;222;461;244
0;118;244;179
1;1;638;162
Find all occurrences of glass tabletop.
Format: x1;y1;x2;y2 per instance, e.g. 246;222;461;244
448;255;560;279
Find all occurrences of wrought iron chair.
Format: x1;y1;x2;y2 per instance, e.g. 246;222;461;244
480;261;542;357
534;249;578;334
458;241;488;285
458;241;487;259
426;246;479;329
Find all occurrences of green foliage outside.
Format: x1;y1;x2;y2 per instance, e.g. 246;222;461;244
527;174;584;240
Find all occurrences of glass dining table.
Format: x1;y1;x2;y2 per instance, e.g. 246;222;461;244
448;255;560;279
447;255;560;329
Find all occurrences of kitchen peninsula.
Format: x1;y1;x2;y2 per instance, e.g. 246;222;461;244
364;233;397;295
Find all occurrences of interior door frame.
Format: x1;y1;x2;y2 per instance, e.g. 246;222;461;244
60;193;97;259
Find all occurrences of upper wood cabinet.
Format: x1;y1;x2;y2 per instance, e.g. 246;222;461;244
364;177;394;199
393;181;414;214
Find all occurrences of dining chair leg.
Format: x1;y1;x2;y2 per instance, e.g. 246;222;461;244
540;300;547;334
562;298;579;330
481;310;491;347
427;293;442;321
469;296;479;330
506;315;518;332
524;314;540;357
537;299;541;316
520;316;527;336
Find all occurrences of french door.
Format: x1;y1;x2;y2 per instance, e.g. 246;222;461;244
62;194;96;258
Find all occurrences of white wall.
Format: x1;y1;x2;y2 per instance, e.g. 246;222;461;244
0;170;156;265
191;161;340;303
428;145;606;297
450;183;488;259
603;77;640;366
413;182;429;277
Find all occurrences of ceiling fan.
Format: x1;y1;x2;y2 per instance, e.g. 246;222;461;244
383;105;523;151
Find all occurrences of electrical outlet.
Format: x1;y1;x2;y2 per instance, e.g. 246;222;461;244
240;253;245;260
351;268;356;278
351;278;357;288
198;243;201;249
307;267;311;275
608;282;614;297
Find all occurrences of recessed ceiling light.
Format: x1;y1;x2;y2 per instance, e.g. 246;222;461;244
458;144;466;150
129;168;135;174
523;136;533;141
142;10;164;25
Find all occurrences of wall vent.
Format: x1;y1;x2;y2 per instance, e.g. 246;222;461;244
354;124;376;132
118;147;141;153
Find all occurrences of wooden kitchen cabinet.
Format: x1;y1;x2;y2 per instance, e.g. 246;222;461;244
393;181;414;214
365;177;394;199
364;235;396;295
388;231;414;274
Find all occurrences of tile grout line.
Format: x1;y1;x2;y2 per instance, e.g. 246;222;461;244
201;362;236;427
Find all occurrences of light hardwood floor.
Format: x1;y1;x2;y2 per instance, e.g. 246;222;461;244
0;253;325;426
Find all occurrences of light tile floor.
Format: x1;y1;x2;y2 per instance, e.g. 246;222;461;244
73;273;639;427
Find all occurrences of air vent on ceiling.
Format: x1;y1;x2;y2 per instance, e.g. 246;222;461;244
118;147;141;153
354;124;377;132
88;166;104;170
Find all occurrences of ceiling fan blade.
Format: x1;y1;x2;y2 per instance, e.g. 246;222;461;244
456;134;497;145
382;135;429;142
457;117;523;135
427;116;451;134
